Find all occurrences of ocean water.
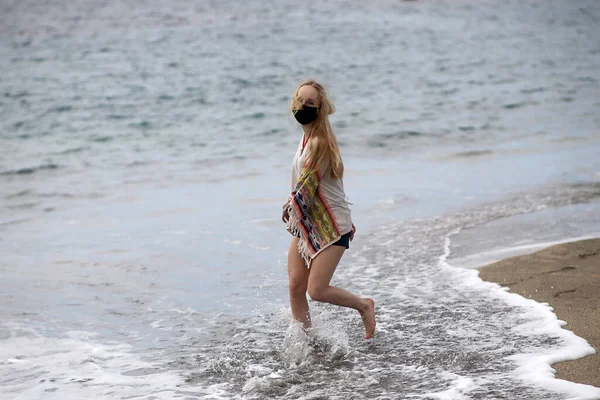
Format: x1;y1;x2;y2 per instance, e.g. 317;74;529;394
1;0;600;399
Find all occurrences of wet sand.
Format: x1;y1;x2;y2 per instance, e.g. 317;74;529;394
479;238;600;388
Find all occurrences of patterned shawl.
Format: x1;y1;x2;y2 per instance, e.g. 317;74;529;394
285;165;341;269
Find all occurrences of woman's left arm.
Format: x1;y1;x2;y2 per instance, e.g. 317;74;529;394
350;223;356;241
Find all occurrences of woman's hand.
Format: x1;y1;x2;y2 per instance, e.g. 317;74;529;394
350;223;357;241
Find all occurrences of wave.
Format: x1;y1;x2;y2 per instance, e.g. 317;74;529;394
253;128;282;137
53;147;87;155
367;130;423;147
4;189;103;200
503;102;529;109
194;155;247;167
0;163;60;176
440;149;495;160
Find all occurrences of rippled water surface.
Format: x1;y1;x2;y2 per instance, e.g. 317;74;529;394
1;0;600;399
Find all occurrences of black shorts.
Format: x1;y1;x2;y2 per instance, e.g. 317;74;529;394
332;231;352;249
294;230;351;249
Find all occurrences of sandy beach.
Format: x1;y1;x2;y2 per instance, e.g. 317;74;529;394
479;238;600;388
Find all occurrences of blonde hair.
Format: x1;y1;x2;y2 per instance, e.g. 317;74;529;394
289;79;344;179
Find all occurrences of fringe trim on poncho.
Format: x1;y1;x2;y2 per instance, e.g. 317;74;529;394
285;166;341;269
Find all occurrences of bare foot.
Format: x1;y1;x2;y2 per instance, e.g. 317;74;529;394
359;298;376;339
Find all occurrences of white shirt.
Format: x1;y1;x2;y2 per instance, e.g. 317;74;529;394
290;136;353;236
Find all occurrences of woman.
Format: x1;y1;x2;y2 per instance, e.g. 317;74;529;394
282;79;376;339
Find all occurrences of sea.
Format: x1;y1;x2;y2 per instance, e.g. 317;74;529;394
1;0;600;399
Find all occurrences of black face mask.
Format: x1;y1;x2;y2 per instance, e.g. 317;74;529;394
293;106;319;125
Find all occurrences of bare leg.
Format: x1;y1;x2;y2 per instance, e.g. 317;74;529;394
307;245;376;339
288;237;311;329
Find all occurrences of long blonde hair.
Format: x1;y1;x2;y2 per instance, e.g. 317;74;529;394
289;79;344;179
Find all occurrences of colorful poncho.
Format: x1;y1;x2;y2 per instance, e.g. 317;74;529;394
285;165;342;269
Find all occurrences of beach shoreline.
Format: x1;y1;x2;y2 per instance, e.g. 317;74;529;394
478;238;600;388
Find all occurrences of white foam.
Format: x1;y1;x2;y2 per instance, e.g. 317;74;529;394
248;243;270;250
242;375;277;394
376;197;395;207
279;321;312;366
450;233;600;269
420;373;480;400
277;310;350;368
441;232;600;400
0;324;214;399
